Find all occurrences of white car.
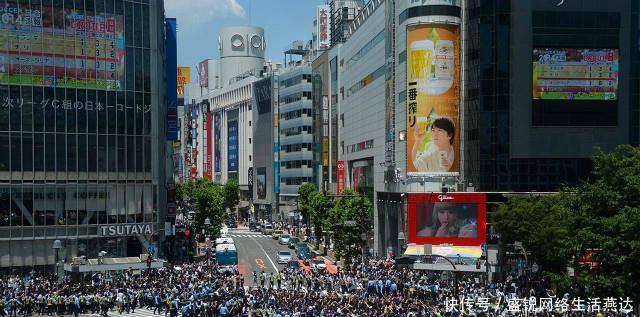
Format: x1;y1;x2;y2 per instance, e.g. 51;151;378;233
277;250;292;264
310;259;327;271
278;234;291;245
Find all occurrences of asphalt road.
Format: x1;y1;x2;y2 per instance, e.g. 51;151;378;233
226;228;292;284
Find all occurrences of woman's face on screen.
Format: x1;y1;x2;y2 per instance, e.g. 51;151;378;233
437;209;457;225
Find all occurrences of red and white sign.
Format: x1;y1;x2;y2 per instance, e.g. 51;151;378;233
337;160;345;195
317;5;331;50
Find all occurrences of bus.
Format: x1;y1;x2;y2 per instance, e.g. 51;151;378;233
215;243;237;273
215;237;234;246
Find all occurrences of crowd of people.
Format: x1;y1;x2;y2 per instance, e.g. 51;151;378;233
0;256;635;317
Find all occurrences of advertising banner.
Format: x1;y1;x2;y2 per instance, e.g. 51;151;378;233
214;112;221;173
165;18;178;141
227;119;238;172
198;59;209;87
337;160;345;195
177;66;191;96
256;168;267;200
407;193;486;247
532;48;618;100
406;24;460;175
0;4;125;90
316;5;331;50
206;112;212;180
254;77;272;114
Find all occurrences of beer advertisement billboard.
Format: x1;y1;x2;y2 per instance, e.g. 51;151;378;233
406;24;460;176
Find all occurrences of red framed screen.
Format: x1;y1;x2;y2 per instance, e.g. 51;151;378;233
407;193;486;246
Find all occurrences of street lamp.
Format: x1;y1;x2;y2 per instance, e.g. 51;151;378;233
52;240;62;283
204;217;212;281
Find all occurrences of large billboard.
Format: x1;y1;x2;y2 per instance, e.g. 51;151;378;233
407;193;486;247
177;66;191;96
533;48;618;100
406;24;460;175
256;168;267;200
198;59;209;87
227;118;238;172
0;4;125;90
165;18;178;141
316;5;331;50
214;111;221;173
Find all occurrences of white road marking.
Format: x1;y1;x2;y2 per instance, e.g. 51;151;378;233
250;235;279;273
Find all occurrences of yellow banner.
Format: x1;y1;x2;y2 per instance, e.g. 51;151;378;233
177;66;191;95
406;24;460;175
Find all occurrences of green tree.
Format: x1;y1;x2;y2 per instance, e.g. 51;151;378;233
493;193;578;290
494;145;640;298
297;183;316;226
192;180;225;239
327;189;373;266
224;179;240;211
308;190;333;248
563;145;640;298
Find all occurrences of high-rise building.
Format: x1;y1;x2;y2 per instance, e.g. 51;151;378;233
314;0;639;256
0;0;167;269
278;64;314;210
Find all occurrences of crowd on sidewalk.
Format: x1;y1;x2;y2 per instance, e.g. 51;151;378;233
0;256;635;317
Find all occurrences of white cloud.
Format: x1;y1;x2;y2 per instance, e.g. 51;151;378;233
165;0;246;27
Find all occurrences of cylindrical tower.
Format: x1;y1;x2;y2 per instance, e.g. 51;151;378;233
218;26;266;87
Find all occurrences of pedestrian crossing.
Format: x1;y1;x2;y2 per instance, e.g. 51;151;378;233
227;233;272;238
83;307;178;317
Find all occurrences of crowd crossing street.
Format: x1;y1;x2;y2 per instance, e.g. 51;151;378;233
0;257;636;317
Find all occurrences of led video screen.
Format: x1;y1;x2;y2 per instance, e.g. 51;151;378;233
532;48;618;101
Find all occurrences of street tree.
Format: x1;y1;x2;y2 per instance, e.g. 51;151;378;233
192;180;225;240
308;190;333;248
327;189;373;266
224;179;240;212
297;183;316;227
494;145;640;298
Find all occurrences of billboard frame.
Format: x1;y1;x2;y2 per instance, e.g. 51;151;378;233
407;192;486;246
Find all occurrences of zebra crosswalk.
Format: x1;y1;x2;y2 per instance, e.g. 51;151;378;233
83;307;177;317
227;233;272;238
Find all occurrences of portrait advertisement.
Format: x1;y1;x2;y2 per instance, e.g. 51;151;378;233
407;193;486;246
256;168;266;200
406;24;460;175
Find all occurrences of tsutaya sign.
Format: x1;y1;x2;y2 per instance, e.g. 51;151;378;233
99;224;153;236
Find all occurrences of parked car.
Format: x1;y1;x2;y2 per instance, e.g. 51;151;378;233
278;234;291;245
227;221;237;228
294;242;309;257
301;250;317;265
287;237;300;249
310;259;327;271
262;224;273;235
253;224;261;232
286;260;301;270
277;250;293;264
249;223;258;231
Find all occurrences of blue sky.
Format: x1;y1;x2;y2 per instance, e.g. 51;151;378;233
165;0;326;76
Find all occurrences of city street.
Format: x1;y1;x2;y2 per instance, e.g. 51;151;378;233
226;228;287;280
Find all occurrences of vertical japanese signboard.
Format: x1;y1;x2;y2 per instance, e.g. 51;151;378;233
317;5;331;50
214;111;222;173
337;160;345;195
165;18;178;141
205;111;212;180
228;118;238;172
177;66;191;96
406;24;460;176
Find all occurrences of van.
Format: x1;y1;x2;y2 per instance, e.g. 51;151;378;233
262;224;273;235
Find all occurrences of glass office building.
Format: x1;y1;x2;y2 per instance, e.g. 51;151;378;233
0;0;166;269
